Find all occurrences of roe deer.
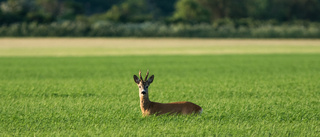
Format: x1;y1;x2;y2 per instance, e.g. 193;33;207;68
133;70;202;116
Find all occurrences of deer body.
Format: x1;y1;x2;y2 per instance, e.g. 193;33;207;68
134;70;202;116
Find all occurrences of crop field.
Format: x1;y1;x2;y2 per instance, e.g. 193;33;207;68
0;38;320;136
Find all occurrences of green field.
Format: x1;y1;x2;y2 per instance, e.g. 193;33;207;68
0;39;320;136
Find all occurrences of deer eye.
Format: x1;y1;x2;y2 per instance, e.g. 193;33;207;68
139;86;141;88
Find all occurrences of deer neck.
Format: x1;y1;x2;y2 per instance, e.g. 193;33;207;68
140;94;151;114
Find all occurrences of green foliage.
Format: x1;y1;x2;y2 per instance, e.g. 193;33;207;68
196;0;252;20
265;0;320;21
0;54;319;136
0;21;319;38
1;0;320;37
0;0;86;24
0;0;36;23
172;0;210;23
196;0;320;21
1;0;320;25
104;0;154;23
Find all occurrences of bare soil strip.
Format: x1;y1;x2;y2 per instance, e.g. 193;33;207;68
1;38;320;56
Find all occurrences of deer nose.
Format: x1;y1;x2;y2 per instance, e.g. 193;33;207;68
141;91;146;94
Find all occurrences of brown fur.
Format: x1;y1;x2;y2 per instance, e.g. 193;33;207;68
140;97;202;116
134;70;202;116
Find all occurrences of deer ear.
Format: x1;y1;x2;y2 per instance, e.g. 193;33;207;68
133;75;140;84
147;75;154;84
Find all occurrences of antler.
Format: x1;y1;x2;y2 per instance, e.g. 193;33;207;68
145;70;149;81
139;70;143;81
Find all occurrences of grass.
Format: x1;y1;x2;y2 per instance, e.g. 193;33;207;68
0;38;320;136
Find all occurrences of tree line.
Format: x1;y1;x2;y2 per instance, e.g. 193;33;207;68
1;0;320;24
0;0;320;38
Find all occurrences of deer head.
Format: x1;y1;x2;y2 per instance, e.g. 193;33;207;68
133;70;154;98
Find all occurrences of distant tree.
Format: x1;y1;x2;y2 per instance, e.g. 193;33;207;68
0;0;39;23
172;0;210;23
59;1;84;20
1;0;320;25
34;0;59;18
296;0;320;21
152;0;177;17
196;0;252;21
246;0;268;20
105;0;154;22
266;0;320;21
0;0;30;14
73;0;124;15
35;0;85;21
